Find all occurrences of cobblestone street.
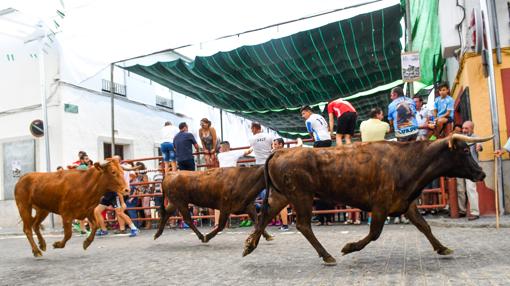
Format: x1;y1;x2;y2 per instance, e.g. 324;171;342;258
1;224;510;286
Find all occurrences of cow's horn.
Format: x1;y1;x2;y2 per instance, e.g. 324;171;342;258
99;160;111;167
449;134;494;148
121;165;142;171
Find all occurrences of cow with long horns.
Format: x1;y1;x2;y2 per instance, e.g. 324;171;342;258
14;158;132;257
243;134;493;265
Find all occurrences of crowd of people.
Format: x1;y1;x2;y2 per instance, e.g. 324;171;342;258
65;81;501;236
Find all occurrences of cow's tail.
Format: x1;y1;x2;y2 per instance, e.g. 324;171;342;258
262;152;276;216
158;180;167;220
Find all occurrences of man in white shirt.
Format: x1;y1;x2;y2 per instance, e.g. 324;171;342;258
160;121;180;173
413;96;431;141
300;105;332;147
217;141;249;168
247;122;273;165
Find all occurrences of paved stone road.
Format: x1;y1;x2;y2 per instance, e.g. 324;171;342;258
1;225;510;286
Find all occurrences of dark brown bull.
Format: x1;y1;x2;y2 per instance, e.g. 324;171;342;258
154;165;279;243
14;159;128;257
244;134;493;265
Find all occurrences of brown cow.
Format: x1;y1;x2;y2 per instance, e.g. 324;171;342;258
244;134;493;265
14;159;128;257
154;165;283;243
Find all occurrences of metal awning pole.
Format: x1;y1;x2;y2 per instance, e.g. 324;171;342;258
110;64;115;157
480;0;505;214
220;109;224;140
405;0;414;97
39;41;54;229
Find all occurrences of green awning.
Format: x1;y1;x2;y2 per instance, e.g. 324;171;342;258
125;4;403;136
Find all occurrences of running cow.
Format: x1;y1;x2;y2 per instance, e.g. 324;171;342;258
244;134;493;265
14;159;128;257
154;166;282;243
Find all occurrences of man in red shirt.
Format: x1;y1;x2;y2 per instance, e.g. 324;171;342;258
327;98;357;145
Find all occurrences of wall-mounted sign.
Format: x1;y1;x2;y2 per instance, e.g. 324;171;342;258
11;160;21;178
29;119;44;137
64;103;79;114
401;52;421;82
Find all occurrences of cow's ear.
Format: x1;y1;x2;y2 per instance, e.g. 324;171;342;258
94;162;102;171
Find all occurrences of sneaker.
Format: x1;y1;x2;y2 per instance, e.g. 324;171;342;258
129;228;139;237
180;222;189;229
96;229;108;236
240;220;249;227
244;220;253;227
393;217;400;224
367;217;372;225
274;221;282;226
279;225;289;232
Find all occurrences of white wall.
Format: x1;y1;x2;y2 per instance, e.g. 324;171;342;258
58;84;185;170
0;34;60;113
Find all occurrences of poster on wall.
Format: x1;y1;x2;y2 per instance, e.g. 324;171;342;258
401;52;421;82
3;140;35;200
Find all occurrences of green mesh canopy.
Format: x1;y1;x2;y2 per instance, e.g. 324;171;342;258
125;4;404;136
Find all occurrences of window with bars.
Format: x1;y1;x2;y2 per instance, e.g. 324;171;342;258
101;79;126;96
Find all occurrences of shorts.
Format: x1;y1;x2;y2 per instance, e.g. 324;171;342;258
336;112;357;135
397;133;418;142
161;142;176;162
313;140;332;148
100;192;120;208
178;159;196;171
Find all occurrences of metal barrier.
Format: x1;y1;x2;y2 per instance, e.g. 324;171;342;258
106;139;449;225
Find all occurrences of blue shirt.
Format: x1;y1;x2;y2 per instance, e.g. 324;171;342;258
434;96;454;118
173;131;197;162
387;97;418;138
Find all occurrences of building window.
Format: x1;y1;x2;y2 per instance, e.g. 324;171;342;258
455;87;472;123
156;95;174;110
103;143;125;159
102;79;126;96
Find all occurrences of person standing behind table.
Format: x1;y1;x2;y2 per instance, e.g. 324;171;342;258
327;98;357;145
198;118;219;168
246;122;273;165
160;121;180;174
387;86;418;142
300;105;333;226
456;121;483;221
173;122;200;171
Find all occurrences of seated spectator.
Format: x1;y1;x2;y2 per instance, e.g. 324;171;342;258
433;82;454;138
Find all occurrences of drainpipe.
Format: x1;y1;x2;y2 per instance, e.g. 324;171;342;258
110;64;116;157
480;0;505;212
488;0;502;64
39;36;54;229
405;0;414;97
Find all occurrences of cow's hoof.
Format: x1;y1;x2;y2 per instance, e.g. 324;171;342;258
39;243;47;252
243;244;256;257
322;256;337;266
83;240;92;250
33;250;43;257
53;241;64;249
265;235;275;241
437;248;454;255
341;242;357;255
153;232;161;240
